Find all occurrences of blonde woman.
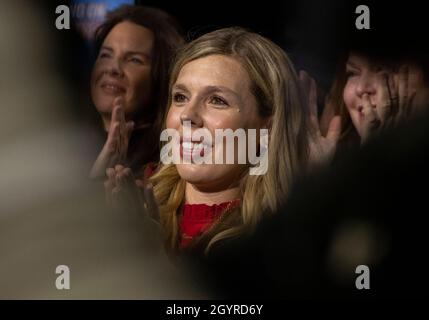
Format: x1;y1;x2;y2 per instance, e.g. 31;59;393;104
105;27;309;256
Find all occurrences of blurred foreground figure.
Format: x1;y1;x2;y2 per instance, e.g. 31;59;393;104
0;1;204;299
198;108;429;299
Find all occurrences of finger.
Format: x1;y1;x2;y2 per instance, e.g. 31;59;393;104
125;121;134;139
115;96;126;123
115;168;131;190
106;167;115;180
377;73;392;122
119;122;133;158
320;93;335;136
298;70;310;89
106;121;119;144
106;168;117;189
361;94;379;141
397;65;409;118
105;124;121;169
112;166;124;192
115;172;124;191
362;94;377;121
114;97;126;137
326;115;342;143
386;72;398;115
407;65;421;117
115;167;133;190
309;76;318;121
110;102;122;127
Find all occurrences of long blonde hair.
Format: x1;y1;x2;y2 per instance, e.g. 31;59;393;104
150;27;308;254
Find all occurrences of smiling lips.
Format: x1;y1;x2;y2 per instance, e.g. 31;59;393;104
100;80;126;95
180;139;212;159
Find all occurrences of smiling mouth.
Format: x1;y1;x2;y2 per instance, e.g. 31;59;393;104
100;83;126;95
180;141;213;160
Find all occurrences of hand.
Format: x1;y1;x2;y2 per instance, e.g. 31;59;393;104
104;165;160;221
361;66;417;143
90;97;134;179
104;165;164;253
299;70;341;167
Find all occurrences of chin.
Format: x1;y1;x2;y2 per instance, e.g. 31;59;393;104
93;93;114;114
176;164;240;191
176;164;211;184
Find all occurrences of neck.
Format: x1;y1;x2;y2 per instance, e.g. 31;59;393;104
185;182;240;205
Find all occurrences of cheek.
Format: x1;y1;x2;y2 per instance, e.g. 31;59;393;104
131;67;151;87
124;67;152;113
166;107;181;129
202;111;243;131
343;83;355;111
90;62;103;89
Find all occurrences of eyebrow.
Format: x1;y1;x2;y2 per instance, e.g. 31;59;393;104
172;83;241;99
205;85;240;98
100;46;151;60
172;83;190;94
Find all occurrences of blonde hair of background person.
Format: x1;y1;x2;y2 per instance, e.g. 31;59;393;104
148;27;309;254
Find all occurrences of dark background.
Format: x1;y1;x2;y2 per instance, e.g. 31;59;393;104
41;0;429;95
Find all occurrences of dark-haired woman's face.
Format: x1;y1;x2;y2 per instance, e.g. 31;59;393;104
343;53;388;137
91;21;154;128
343;52;429;137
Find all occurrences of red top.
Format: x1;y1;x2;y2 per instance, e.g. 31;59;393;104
179;200;241;249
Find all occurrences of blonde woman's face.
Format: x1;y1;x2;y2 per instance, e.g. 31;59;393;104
166;54;266;191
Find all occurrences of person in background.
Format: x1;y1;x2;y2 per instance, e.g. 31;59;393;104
329;50;429;146
89;5;184;179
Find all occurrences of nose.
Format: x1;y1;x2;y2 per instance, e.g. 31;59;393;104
355;73;377;97
180;100;203;128
104;58;124;78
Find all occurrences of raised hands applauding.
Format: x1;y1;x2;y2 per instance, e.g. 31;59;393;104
299;71;342;168
104;164;160;221
360;65;420;143
90;97;134;179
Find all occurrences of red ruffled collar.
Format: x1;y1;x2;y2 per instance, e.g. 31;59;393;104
179;199;241;249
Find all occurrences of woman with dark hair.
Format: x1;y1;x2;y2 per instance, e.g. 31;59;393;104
327;51;429;145
89;5;184;179
301;4;429;161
